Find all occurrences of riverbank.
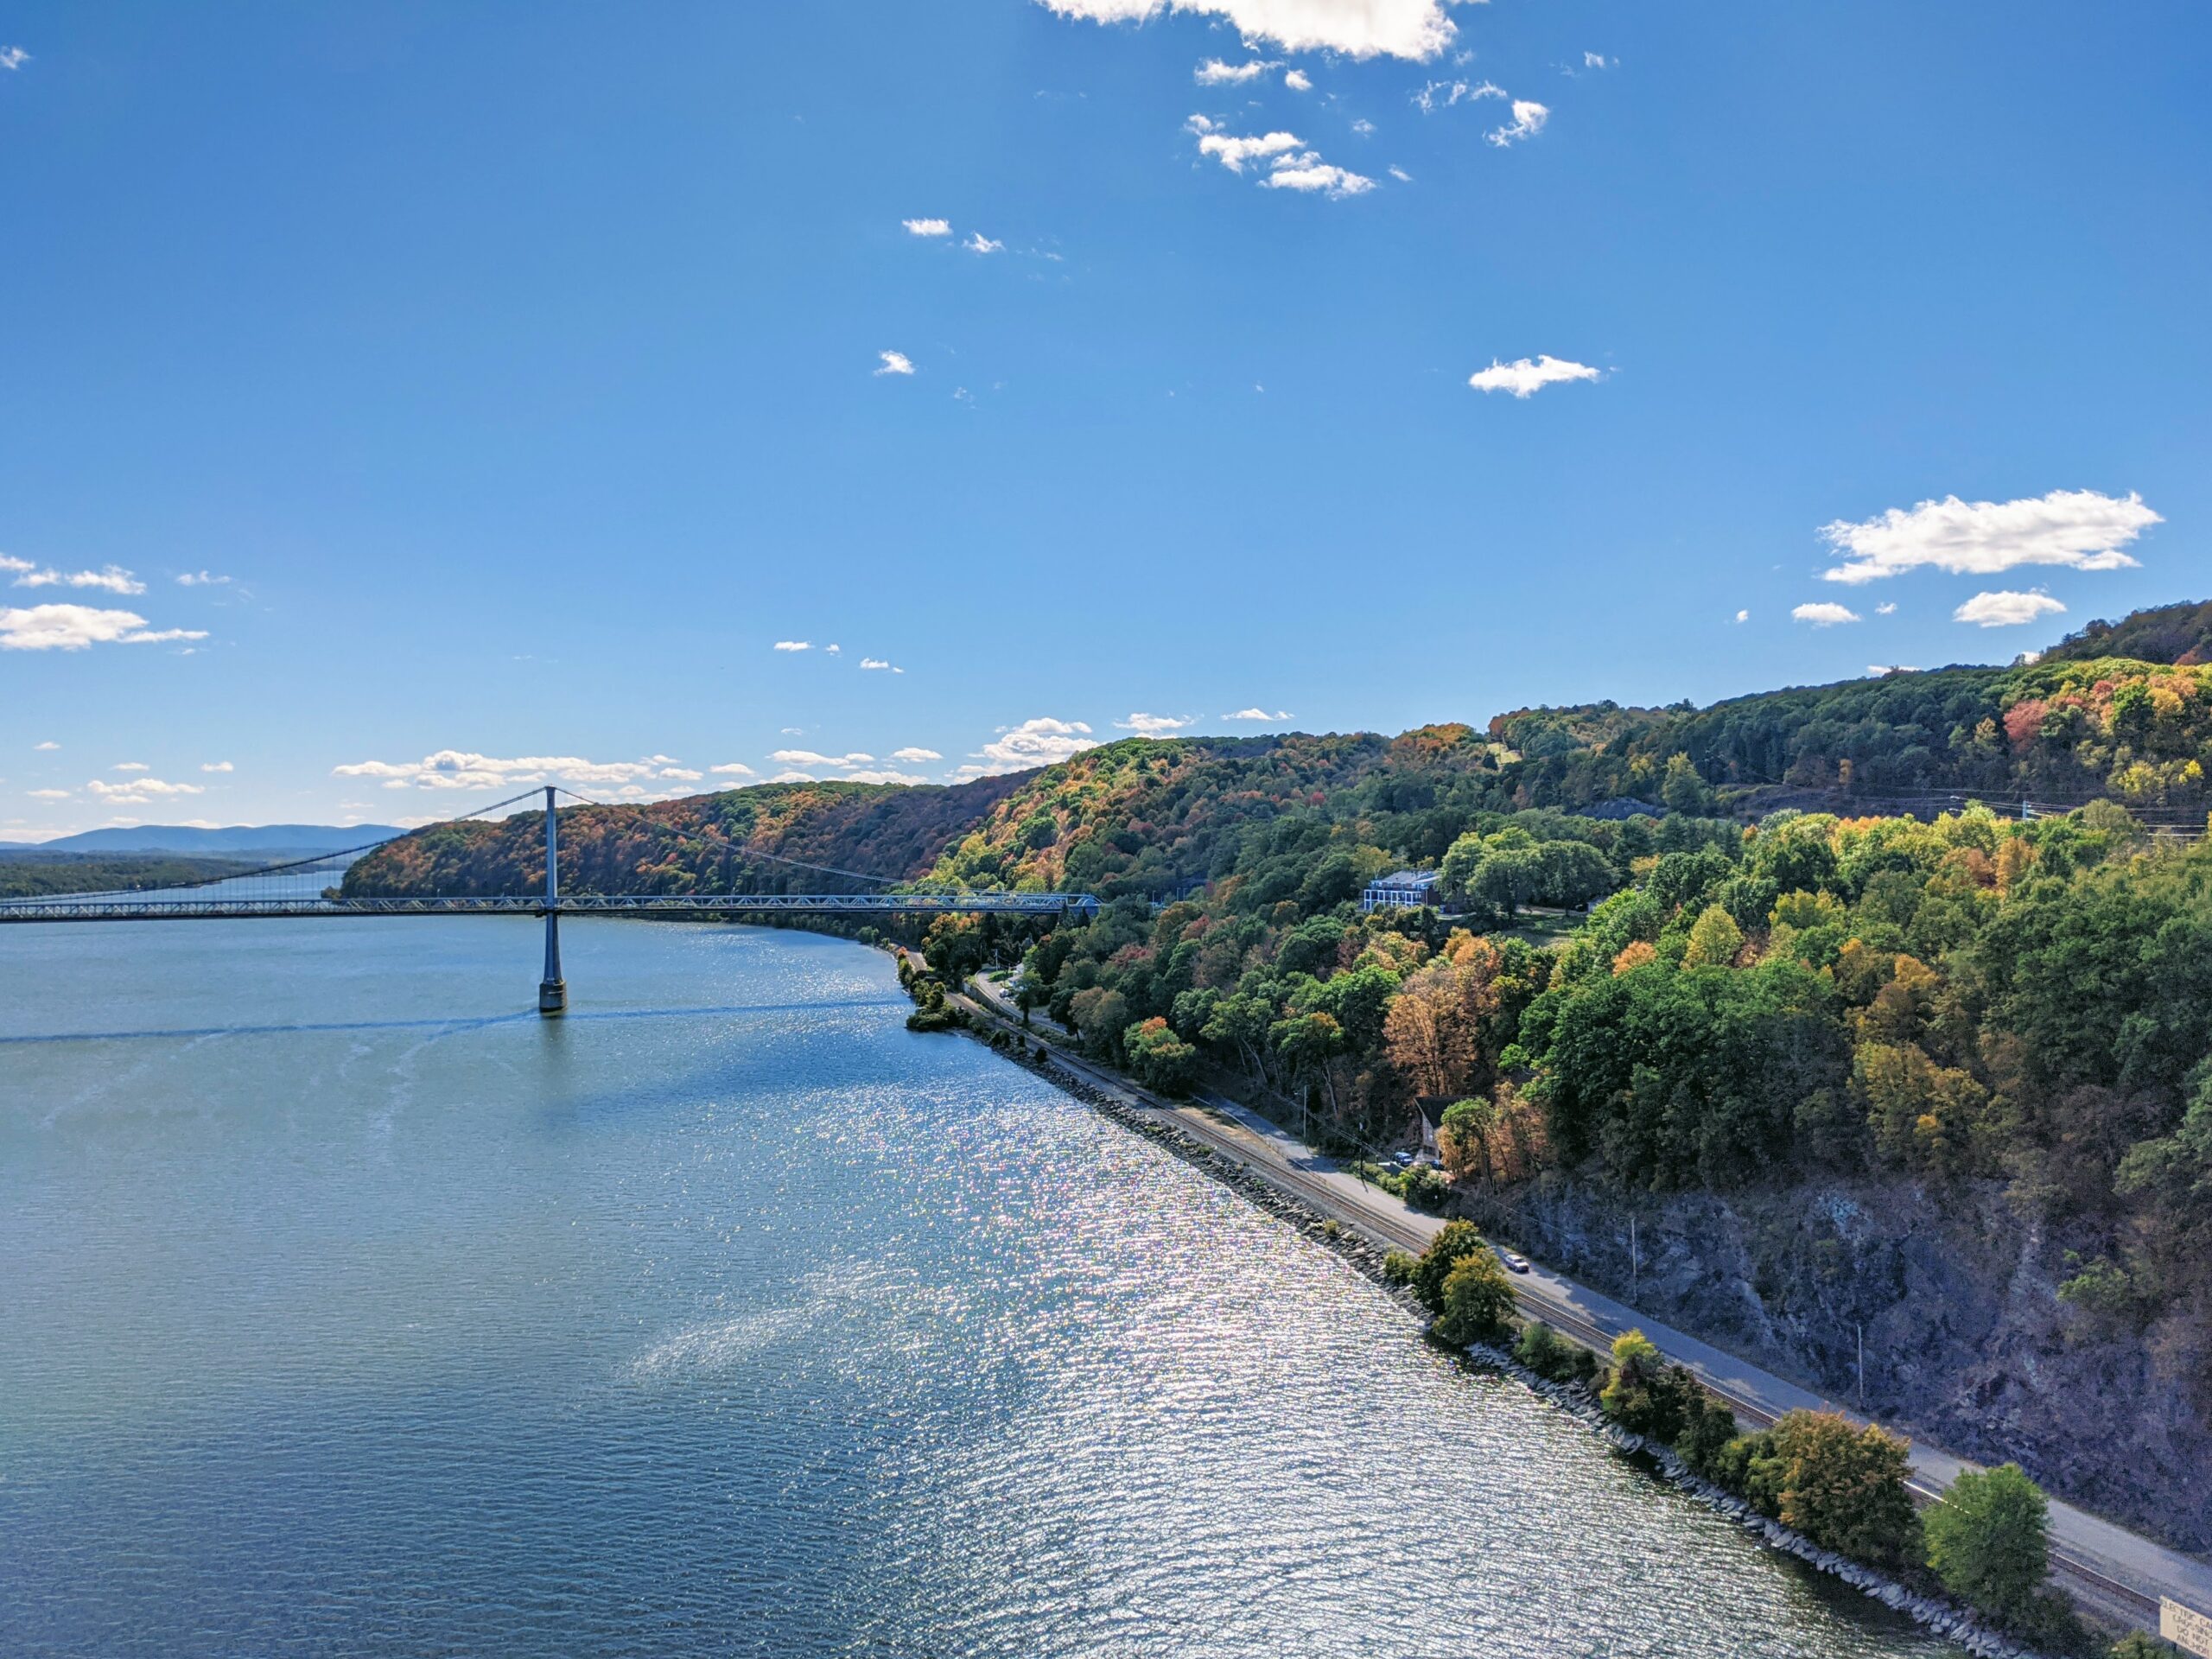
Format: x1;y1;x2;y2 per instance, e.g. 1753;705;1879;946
940;964;2210;1649
955;1011;2063;1659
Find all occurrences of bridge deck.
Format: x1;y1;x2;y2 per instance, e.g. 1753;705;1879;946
0;893;1100;924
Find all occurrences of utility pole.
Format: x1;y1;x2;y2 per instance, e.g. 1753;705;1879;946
1630;1214;1638;1298
1856;1321;1866;1410
538;785;566;1016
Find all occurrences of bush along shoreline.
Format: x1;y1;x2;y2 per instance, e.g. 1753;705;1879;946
953;1000;2132;1659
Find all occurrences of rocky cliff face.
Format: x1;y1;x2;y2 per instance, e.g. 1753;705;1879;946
1459;1174;2212;1554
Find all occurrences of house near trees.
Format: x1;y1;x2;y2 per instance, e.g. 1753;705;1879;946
1363;870;1443;913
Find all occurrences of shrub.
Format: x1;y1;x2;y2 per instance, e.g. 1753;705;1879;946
1434;1249;1516;1346
1410;1221;1488;1314
1382;1249;1417;1286
1925;1463;2051;1618
1719;1411;1922;1570
1123;1016;1198;1095
1401;1164;1452;1211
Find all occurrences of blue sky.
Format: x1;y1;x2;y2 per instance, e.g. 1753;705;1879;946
3;1;2207;836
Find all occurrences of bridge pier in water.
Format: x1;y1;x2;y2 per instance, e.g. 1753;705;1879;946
537;785;566;1016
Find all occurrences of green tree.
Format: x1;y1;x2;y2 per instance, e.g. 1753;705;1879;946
1731;1411;1923;1569
1410;1220;1488;1314
1122;1016;1198;1095
1682;904;1745;969
1434;1249;1516;1345
1924;1464;2050;1615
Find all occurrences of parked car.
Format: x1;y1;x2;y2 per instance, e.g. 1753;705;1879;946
1497;1249;1531;1274
1391;1151;1414;1167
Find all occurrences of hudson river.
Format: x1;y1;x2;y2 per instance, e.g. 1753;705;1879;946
1;919;1950;1656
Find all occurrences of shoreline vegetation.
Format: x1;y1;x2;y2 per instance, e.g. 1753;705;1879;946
936;984;2086;1659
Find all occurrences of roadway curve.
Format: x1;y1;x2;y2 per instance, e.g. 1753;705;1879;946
955;975;2212;1635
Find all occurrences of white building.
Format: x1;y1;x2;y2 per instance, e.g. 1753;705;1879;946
1361;870;1441;912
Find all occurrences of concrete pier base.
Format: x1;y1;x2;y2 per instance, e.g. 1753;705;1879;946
538;978;567;1016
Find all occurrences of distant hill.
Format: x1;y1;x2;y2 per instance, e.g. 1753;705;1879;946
30;823;404;856
2040;598;2212;666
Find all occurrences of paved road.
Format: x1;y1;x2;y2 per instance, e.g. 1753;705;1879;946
957;973;2212;1632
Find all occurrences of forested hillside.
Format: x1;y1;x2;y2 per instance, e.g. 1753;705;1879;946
342;602;2212;1541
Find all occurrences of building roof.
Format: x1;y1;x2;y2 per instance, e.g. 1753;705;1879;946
1369;869;1440;888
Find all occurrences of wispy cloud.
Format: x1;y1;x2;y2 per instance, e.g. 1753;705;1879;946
773;640;811;652
1187;116;1372;197
10;562;147;595
175;570;232;587
1284;68;1312;91
35;741;59;750
332;751;694;793
86;776;205;804
874;350;915;376
0;48;27;73
901;217;951;236
1040;0;1459;60
1955;590;2067;628
861;657;904;672
891;747;943;762
1414;79;1503;113
1194;57;1276;85
0;604;208;652
1263;156;1375;196
963;232;1003;254
202;761;233;772
1792;602;1862;627
772;749;875;767
1733;610;1750;623
1583;52;1612;70
1467;355;1600;397
709;762;757;776
1116;712;1194;734
1187;116;1302;173
1487;99;1549;146
112;762;150;772
1818;490;2160;585
1223;707;1291;721
28;788;71;801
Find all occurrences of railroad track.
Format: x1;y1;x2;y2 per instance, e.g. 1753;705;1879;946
963;991;2165;1621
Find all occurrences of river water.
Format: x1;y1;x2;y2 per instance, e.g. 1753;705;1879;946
0;918;1950;1657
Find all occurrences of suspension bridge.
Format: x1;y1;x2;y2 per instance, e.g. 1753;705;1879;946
0;786;1099;1014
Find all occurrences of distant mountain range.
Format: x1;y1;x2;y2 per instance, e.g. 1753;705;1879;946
0;823;404;856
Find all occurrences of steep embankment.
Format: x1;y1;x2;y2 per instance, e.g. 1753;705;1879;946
1463;1175;2212;1552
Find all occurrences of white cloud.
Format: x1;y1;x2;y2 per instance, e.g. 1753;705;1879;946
175;570;232;586
28;788;71;801
1414;78;1503;113
1867;665;1922;677
0;604;209;652
1195;56;1277;84
838;769;928;786
1733;610;1749;623
0;555;32;573
1192;120;1304;173
1818;490;2160;586
963;232;1004;254
891;747;943;762
1467;355;1600;397
774;640;811;652
1224;707;1291;721
12;563;146;595
1284;68;1313;90
1486;99;1549;146
86;777;205;804
709;762;756;776
1792;602;1862;627
1352;118;1376;135
1954;590;2068;628
902;217;952;236
1116;712;1195;734
0;48;27;72
1388;165;1412;182
35;741;59;751
1261;155;1375;196
772;749;875;767
1039;0;1464;60
767;770;819;784
1583;52;1611;69
824;643;841;654
112;762;150;772
331;751;684;791
874;350;915;376
971;716;1099;773
861;657;904;672
1876;601;1897;614
658;766;704;781
202;761;233;772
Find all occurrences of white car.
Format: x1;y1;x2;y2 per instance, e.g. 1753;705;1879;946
1497;1249;1531;1274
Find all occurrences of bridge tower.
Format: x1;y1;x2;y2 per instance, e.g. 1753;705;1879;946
537;785;566;1015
